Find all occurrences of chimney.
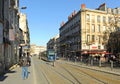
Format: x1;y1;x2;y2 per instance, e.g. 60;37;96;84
60;21;65;27
73;10;76;15
68;16;71;20
81;4;86;9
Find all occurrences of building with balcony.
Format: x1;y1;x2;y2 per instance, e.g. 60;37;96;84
59;3;120;57
47;34;59;56
19;13;30;54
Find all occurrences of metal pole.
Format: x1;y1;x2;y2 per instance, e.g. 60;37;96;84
53;61;55;67
75;58;76;63
110;60;113;70
91;57;93;66
68;57;69;61
99;60;101;67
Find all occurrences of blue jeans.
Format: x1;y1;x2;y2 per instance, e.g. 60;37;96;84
22;66;28;79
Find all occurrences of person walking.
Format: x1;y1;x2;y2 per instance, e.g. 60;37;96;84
27;52;31;66
21;53;29;80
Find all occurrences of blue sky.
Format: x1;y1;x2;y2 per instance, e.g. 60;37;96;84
20;0;120;46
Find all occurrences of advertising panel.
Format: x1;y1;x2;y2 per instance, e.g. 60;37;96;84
47;49;55;62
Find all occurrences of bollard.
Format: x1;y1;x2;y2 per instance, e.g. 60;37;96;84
68;58;69;61
75;58;76;63
53;61;55;67
91;59;93;66
110;60;113;70
99;60;101;67
81;58;82;62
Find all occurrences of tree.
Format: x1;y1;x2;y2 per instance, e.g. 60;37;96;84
103;14;120;53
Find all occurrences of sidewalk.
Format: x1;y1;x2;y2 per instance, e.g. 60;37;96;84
60;59;120;76
0;64;34;84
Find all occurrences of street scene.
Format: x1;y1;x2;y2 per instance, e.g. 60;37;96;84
0;0;120;84
0;56;120;84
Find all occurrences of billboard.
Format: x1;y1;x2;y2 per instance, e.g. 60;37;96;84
47;49;55;61
0;23;3;44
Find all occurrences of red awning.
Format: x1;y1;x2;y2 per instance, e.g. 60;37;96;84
83;52;112;54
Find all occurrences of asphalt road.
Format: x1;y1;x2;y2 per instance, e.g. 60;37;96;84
32;56;120;84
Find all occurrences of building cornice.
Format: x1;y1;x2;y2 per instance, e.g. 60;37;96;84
81;8;107;14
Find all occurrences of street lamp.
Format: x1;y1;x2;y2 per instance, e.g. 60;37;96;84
21;6;27;9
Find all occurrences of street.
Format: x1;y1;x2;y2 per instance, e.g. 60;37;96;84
0;56;120;84
33;56;120;84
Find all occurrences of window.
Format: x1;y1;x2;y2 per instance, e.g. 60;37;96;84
98;35;101;44
86;14;90;21
86;24;90;33
108;17;111;23
97;25;100;32
98;46;101;49
0;0;3;19
92;35;95;42
97;15;100;23
92;24;95;33
103;25;106;31
103;16;106;23
91;15;95;22
87;35;90;43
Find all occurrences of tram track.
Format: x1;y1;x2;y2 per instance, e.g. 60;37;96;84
46;62;80;84
39;63;52;84
59;65;82;84
40;59;105;84
62;64;107;84
33;58;51;84
57;61;120;84
57;62;105;84
40;58;82;83
33;57;120;84
44;62;77;84
40;61;76;84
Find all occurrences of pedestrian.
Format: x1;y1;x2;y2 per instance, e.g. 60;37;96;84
27;52;31;66
21;53;29;80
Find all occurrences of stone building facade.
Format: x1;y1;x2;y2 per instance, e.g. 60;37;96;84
0;0;20;74
59;3;120;57
19;13;30;55
0;0;30;74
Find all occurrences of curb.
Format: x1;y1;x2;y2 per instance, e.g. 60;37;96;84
77;64;120;76
63;61;120;76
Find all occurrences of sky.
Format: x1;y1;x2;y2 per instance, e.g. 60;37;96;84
20;0;120;46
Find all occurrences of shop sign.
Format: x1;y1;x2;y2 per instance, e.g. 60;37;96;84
92;46;97;49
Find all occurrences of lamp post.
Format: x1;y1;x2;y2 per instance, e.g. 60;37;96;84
18;6;27;56
21;6;27;9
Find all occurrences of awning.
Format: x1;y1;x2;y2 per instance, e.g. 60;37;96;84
82;51;112;54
